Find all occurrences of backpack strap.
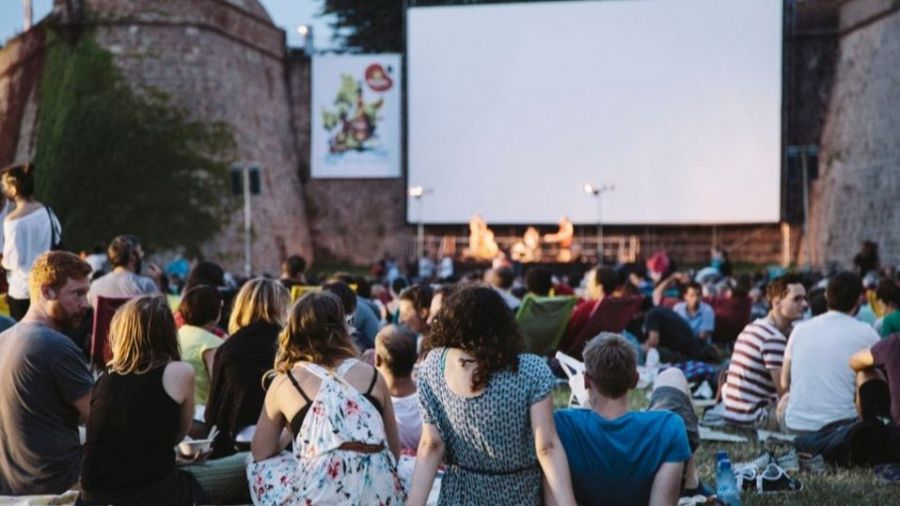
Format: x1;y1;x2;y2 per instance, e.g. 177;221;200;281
285;369;311;403
365;367;378;395
335;358;359;378
302;362;330;381
44;206;60;248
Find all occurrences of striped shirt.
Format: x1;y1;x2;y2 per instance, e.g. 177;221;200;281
722;318;786;424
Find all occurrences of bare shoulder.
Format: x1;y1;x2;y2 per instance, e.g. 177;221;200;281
6;202;42;221
349;358;378;379
352;360;388;396
162;361;195;403
267;372;290;393
164;360;195;380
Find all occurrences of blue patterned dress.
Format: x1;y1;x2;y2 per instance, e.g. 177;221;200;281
418;348;556;505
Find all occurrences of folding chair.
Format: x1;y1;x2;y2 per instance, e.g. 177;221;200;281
711;296;752;344
290;285;320;303
91;296;132;368
555;351;589;408
560;296;644;357
515;294;576;356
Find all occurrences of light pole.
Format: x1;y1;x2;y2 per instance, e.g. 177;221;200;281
243;166;252;278
23;0;33;31
408;185;432;261
297;25;313;56
584;182;615;262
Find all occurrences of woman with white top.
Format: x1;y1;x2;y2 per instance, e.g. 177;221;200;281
1;162;61;320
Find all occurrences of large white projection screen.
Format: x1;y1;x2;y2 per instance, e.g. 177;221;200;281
407;0;783;225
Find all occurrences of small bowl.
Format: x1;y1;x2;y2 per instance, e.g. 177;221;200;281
178;438;212;456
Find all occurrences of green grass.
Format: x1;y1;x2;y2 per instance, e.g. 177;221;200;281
550;383;899;505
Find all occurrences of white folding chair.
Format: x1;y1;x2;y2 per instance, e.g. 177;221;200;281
555;351;589;407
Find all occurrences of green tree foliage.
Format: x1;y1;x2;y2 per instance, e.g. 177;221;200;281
33;30;236;254
321;1;562;52
321;0;403;52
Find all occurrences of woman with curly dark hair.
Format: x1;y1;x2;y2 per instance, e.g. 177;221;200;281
408;285;575;506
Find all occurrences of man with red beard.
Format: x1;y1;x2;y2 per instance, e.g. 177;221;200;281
0;251;94;495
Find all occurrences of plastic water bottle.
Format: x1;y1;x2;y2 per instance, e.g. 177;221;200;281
716;458;742;506
715;450;728;465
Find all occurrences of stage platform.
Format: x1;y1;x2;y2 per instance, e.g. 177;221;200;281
452;260;594;280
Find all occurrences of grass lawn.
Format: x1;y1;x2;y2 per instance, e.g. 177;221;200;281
551;384;898;505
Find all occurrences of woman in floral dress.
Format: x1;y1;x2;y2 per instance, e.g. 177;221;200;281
248;291;405;505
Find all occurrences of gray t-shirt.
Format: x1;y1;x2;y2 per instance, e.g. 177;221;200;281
0;322;94;494
88;270;158;308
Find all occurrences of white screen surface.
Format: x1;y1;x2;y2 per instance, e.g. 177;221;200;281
407;0;782;224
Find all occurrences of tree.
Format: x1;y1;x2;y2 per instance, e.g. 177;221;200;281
33;29;236;255
320;0;403;52
320;1;552;53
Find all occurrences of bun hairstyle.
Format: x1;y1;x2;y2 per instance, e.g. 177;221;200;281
1;162;36;197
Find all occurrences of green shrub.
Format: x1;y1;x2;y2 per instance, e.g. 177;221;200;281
33;29;236;255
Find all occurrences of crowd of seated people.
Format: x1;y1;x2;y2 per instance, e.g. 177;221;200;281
1;237;899;504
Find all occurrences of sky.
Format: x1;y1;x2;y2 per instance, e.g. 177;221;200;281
0;0;336;49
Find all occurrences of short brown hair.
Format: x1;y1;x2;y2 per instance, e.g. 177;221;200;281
399;284;433;313
178;285;222;326
321;281;357;315
827;271;862;312
375;324;418;378
875;279;900;307
29;251;92;299
766;273;803;303
582;332;637;398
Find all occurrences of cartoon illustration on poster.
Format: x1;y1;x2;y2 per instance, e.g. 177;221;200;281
312;55;401;178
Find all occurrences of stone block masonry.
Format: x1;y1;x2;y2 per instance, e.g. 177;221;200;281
808;0;900;268
86;0;314;273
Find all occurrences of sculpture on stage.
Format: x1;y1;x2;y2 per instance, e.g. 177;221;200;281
543;216;574;262
466;214;499;260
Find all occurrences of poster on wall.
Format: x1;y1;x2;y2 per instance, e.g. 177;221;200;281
311;54;402;178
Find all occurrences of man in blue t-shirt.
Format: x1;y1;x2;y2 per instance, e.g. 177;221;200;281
555;333;704;505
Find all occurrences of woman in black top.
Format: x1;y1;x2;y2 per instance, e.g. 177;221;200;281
79;296;204;506
205;278;290;457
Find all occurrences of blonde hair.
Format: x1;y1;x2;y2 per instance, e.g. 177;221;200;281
108;295;180;375
274;291;358;374
227;278;290;334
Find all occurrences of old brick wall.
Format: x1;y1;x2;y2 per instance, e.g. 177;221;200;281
0;24;45;167
285;54;410;266
83;0;314;273
807;0;900;268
